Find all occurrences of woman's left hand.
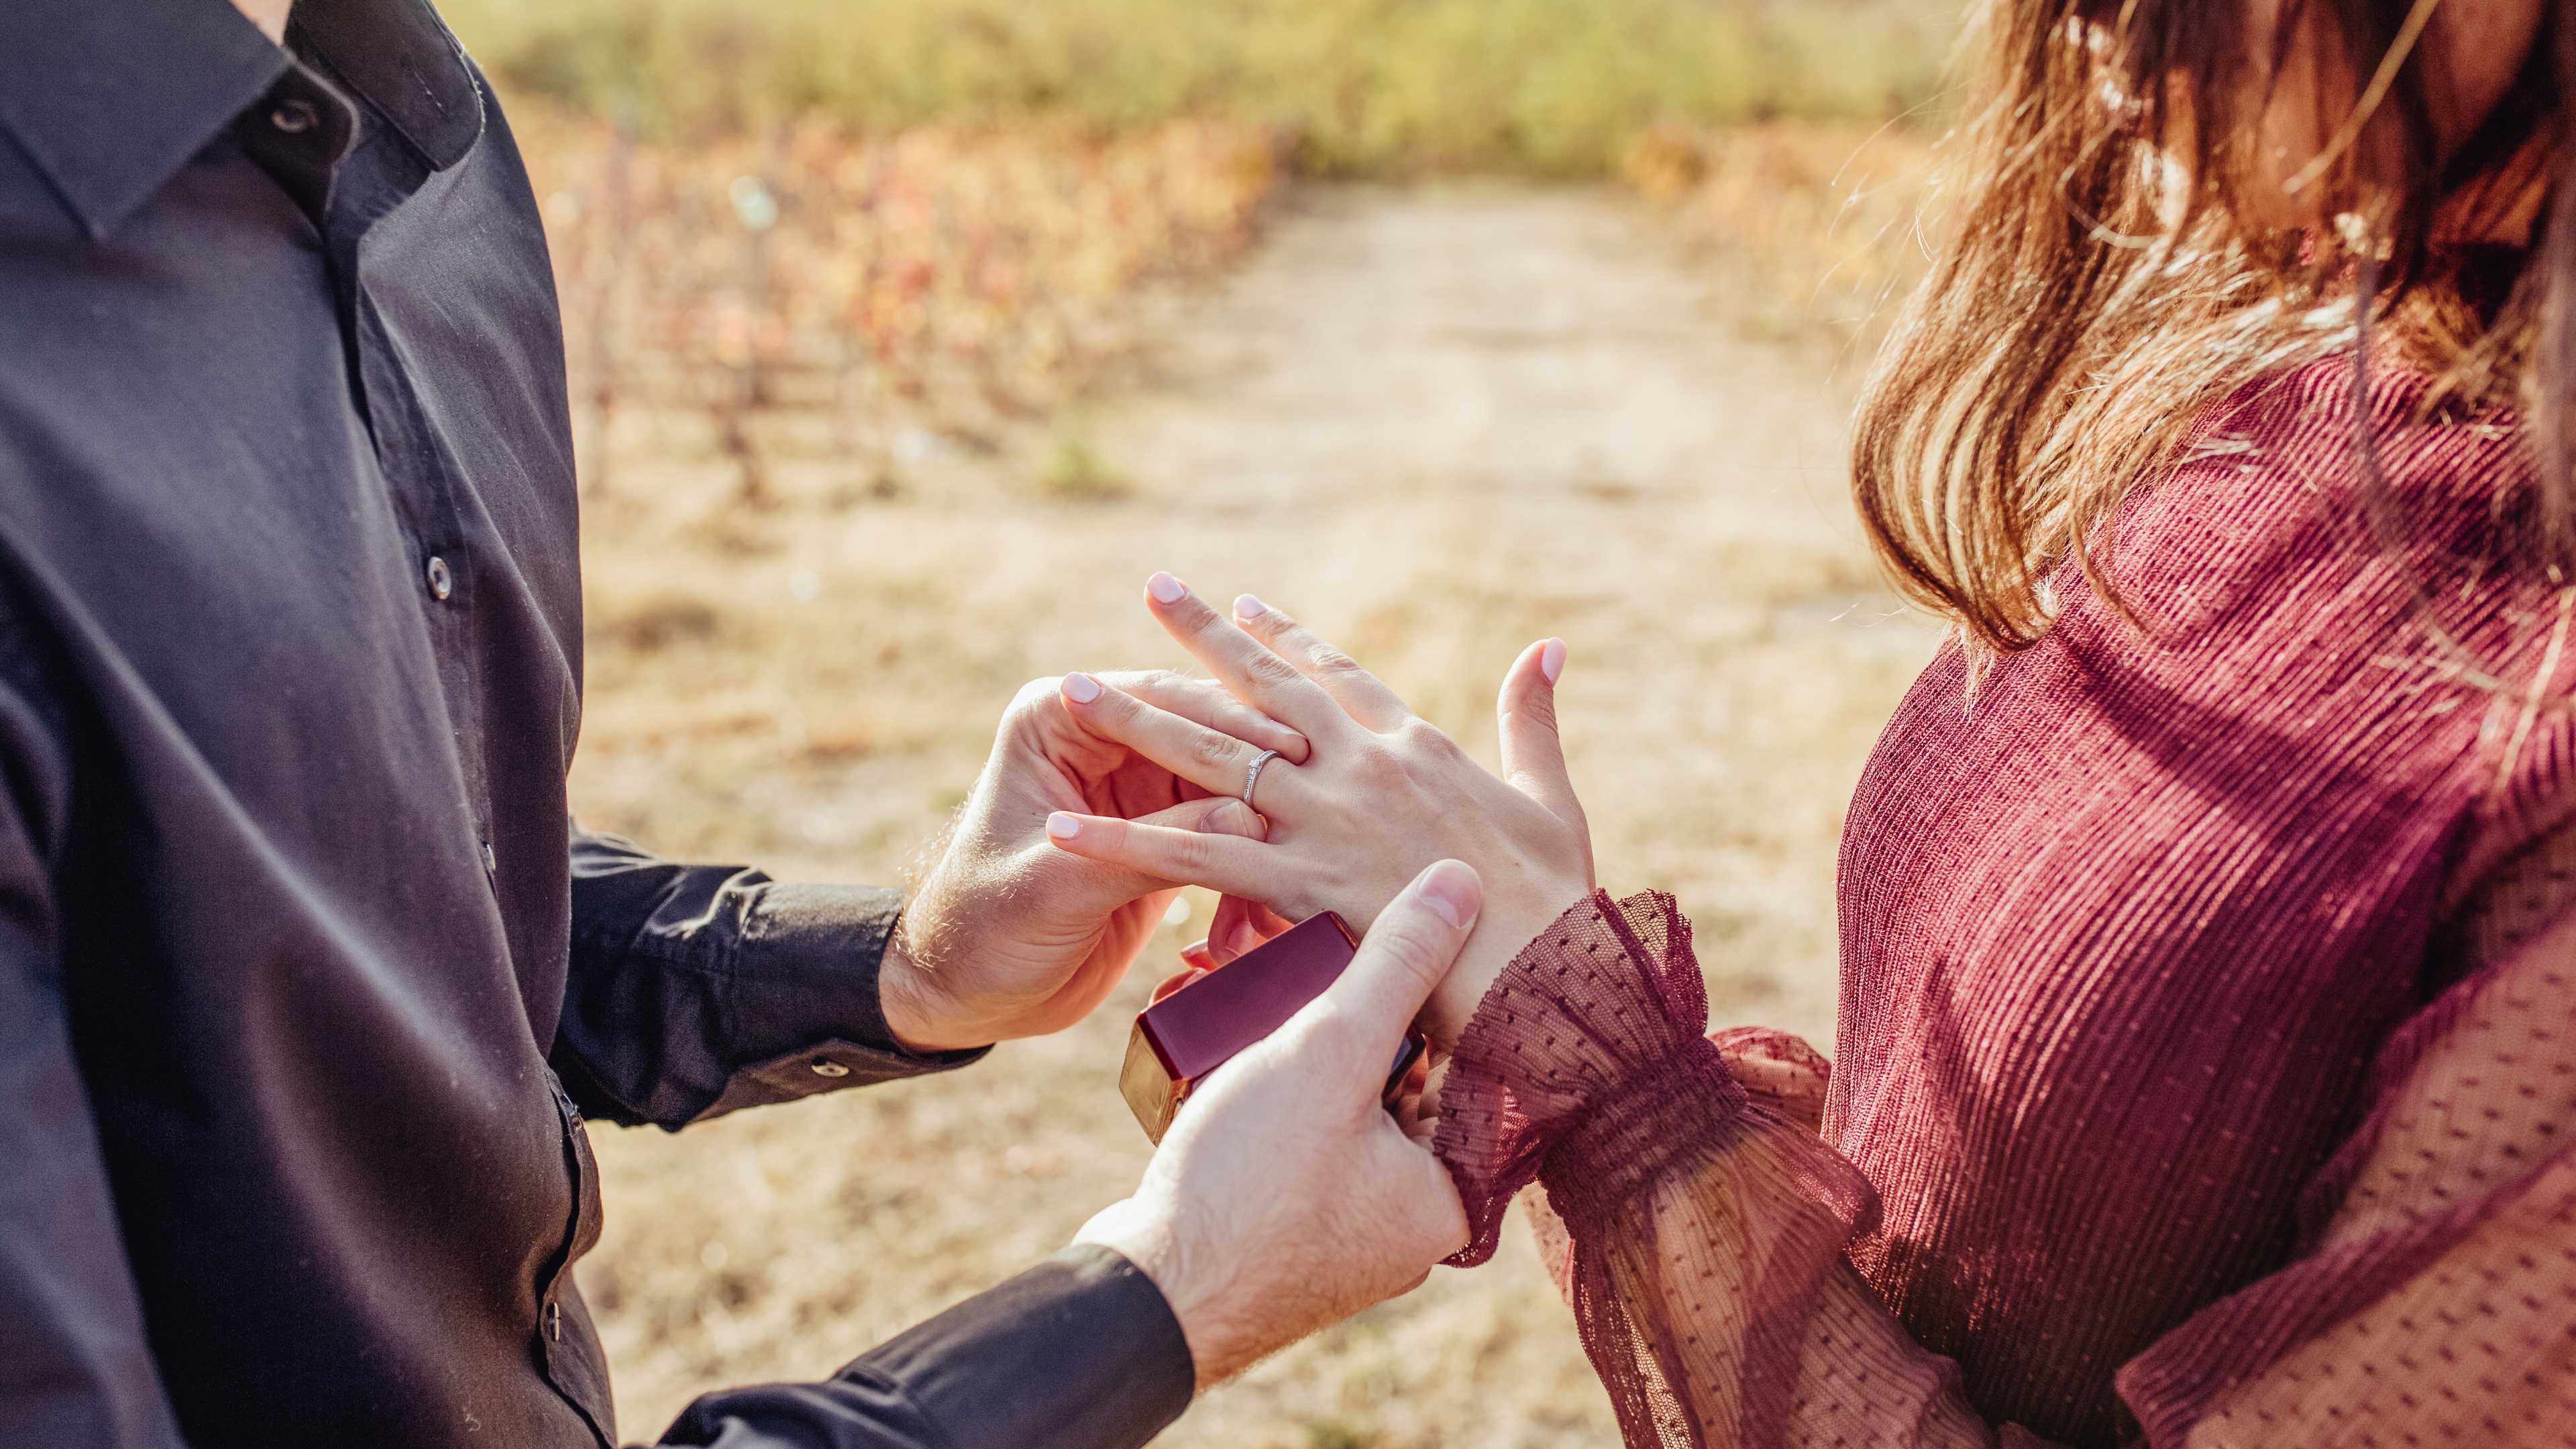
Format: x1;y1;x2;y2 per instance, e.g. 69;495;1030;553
1044;574;1596;1049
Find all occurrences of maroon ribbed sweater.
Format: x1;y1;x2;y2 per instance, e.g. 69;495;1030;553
1435;353;2576;1448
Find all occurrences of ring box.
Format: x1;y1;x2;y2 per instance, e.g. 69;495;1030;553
1120;911;1428;1144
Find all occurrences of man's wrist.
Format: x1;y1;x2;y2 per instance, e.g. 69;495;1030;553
1075;1203;1232;1390
876;913;989;1054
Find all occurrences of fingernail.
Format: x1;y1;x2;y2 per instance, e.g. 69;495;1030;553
1540;638;1567;684
1419;859;1481;929
1234;592;1269;619
1147;572;1187;604
1046;812;1083;840
1061;672;1102;704
1226;922;1261;957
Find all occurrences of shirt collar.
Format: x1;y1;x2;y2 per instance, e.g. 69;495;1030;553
0;0;483;240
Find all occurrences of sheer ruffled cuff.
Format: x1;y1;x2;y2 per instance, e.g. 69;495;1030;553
1434;892;1887;1448
1434;890;1748;1266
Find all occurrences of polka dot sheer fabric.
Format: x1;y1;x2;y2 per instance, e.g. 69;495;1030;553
1432;356;2576;1448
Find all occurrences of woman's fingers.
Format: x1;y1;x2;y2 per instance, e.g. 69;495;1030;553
1062;672;1305;806
1230;593;1413;733
1102;669;1311;766
1143;574;1364;744
1011;793;1255;924
1497;638;1586;825
1205;892;1295;965
1045;810;1273;900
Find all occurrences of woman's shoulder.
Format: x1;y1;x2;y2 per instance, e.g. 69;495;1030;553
2072;349;2575;907
2174;350;2528;537
2079;351;2532;641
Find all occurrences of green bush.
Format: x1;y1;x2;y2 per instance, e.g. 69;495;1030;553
441;0;1951;176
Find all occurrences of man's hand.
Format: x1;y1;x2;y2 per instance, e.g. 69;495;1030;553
1073;859;1478;1387
877;672;1307;1052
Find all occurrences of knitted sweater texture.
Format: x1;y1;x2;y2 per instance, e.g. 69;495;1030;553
1434;353;2576;1448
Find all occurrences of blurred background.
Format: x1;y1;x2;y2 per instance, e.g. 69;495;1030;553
441;1;1960;1442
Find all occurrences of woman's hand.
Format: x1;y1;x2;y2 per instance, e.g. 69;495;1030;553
1042;574;1595;1048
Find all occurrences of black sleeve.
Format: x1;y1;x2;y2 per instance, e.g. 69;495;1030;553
0;616;186;1446
657;1244;1194;1449
553;826;988;1130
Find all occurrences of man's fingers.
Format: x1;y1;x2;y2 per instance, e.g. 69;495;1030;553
1230;594;1413;733
1062;673;1307;807
1106;670;1312;766
1142;574;1363;745
1299;860;1481;1085
1182;796;1269;841
1496;638;1585;825
1044;810;1274;899
1126;794;1267;841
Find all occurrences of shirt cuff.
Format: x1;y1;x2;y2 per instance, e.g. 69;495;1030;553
659;1245;1191;1449
687;883;989;1122
844;1244;1193;1448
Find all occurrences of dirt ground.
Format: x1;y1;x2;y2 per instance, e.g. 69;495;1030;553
566;182;1943;1446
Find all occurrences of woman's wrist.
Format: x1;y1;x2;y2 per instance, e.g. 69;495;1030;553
1430;889;1733;1263
1424;876;1595;1049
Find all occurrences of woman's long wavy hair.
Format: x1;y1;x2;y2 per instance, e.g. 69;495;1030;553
1854;0;2572;653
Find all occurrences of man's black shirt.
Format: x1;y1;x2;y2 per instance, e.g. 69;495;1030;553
0;1;1191;1444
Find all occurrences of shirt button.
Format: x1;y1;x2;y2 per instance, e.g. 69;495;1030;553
425;555;453;601
810;1057;851;1078
270;99;319;135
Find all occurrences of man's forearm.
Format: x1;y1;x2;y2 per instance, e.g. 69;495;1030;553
657;1245;1191;1449
559;826;985;1127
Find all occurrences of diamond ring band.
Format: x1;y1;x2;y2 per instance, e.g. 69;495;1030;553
1242;749;1280;809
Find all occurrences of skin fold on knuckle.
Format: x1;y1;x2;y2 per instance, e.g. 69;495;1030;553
1189;728;1242;772
1343;747;1407;794
1244;650;1303;687
1400;718;1466;763
1010;676;1065;718
1167;828;1224;878
1309;647;1366;679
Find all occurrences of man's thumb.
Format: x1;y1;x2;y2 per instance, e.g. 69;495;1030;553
1324;861;1481;1044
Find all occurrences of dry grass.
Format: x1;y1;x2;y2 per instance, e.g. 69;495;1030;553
448;0;1953;177
517;104;1279;506
557;154;1943;1441
1623;121;1939;354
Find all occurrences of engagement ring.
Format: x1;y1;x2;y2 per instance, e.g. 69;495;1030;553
1242;749;1279;809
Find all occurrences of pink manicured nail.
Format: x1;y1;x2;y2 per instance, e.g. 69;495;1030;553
1046;812;1083;840
1147;572;1187;604
1418;859;1481;929
1234;593;1269;619
1540;638;1567;684
1226;922;1261;957
1061;672;1102;704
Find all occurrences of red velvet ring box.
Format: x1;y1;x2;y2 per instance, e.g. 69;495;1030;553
1120;911;1428;1144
